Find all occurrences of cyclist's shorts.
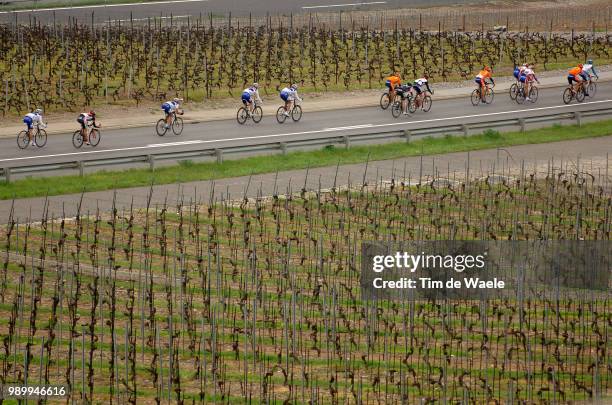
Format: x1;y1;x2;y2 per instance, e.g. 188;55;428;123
513;68;520;79
161;103;172;114
579;72;588;81
519;75;527;83
280;92;289;102
242;91;251;104
77;116;86;129
23;116;33;129
385;80;392;89
567;74;578;85
412;85;422;94
475;77;483;85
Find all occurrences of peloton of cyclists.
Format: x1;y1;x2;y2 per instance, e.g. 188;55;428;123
23;108;46;147
77;110;100;146
475;66;495;102
162;98;183;129
242;83;263;115
280;84;301;116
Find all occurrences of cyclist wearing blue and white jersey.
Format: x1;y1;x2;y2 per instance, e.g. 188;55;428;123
23;108;46;146
77;110;99;146
280;84;301;116
411;76;433;108
162;98;183;129
242;83;263;115
581;60;598;80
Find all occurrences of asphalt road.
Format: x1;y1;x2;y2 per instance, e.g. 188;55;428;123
0;0;491;24
1;83;611;173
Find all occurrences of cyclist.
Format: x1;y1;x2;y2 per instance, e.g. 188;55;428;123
520;64;539;101
23;108;46;147
394;83;413;115
162;98;183;129
567;64;584;96
411;75;433;108
581;59;599;96
77;110;100;146
242;83;263;115
475;66;494;102
385;71;402;103
513;63;527;82
280;84;301;116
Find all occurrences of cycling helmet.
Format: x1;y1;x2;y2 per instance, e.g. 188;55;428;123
34;108;42;114
291;84;298;90
89;110;96;116
587;59;593;64
578;63;583;68
173;97;181;103
252;83;259;89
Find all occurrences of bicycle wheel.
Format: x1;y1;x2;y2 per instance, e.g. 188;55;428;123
172;117;184;135
484;88;494;105
515;89;525;104
575;87;585;103
276;107;287;124
470;89;481;106
89;129;101;147
529;86;538;103
156;119;168;136
72;130;84;148
509;83;518;101
562;88;573;104
391;101;402;118
17;130;29;149
236;107;248;125
252;106;263;123
587;81;596;98
422;96;432;112
291;105;302;122
35;129;47;147
408;99;417;113
379;93;390;110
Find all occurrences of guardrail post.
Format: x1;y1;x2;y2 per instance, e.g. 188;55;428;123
148;155;155;171
3;168;10;184
403;130;412;143
462;124;469;136
279;142;288;155
574;112;582;127
342;136;350;149
214;149;223;164
518;118;526;133
77;161;84;177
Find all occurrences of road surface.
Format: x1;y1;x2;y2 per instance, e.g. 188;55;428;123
0;0;493;24
0;82;611;173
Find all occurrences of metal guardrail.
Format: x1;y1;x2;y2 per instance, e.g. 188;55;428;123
1;107;611;182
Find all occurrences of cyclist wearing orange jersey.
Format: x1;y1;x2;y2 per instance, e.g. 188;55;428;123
385;72;402;101
475;66;494;102
568;64;584;94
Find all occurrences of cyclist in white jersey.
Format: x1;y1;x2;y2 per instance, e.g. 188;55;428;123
23;108;46;146
280;84;301;116
241;83;263;115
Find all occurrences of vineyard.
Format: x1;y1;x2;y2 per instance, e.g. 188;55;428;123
0;166;610;403
0;19;610;115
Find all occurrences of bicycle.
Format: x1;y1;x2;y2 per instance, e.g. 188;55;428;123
276;99;302;124
380;90;396;110
17;123;47;149
515;83;538;104
391;89;414;118
73;124;101;148
156;110;184;136
237;100;263;125
562;84;585;104
408;90;432;113
585;75;597;99
471;82;495;106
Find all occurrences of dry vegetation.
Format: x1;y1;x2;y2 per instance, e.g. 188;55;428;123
0;166;610;403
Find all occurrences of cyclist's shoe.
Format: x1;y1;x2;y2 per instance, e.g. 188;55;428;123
85;142;91;146
284;111;290;117
165;124;170;129
526;97;531;101
585;92;590;96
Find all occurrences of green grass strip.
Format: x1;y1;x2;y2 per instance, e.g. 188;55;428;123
1;119;611;200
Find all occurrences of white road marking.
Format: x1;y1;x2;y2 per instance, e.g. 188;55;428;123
323;124;373;131
302;1;386;9
0;99;610;164
0;0;207;14
106;14;190;23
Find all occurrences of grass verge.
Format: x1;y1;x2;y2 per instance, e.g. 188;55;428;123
1;119;611;200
